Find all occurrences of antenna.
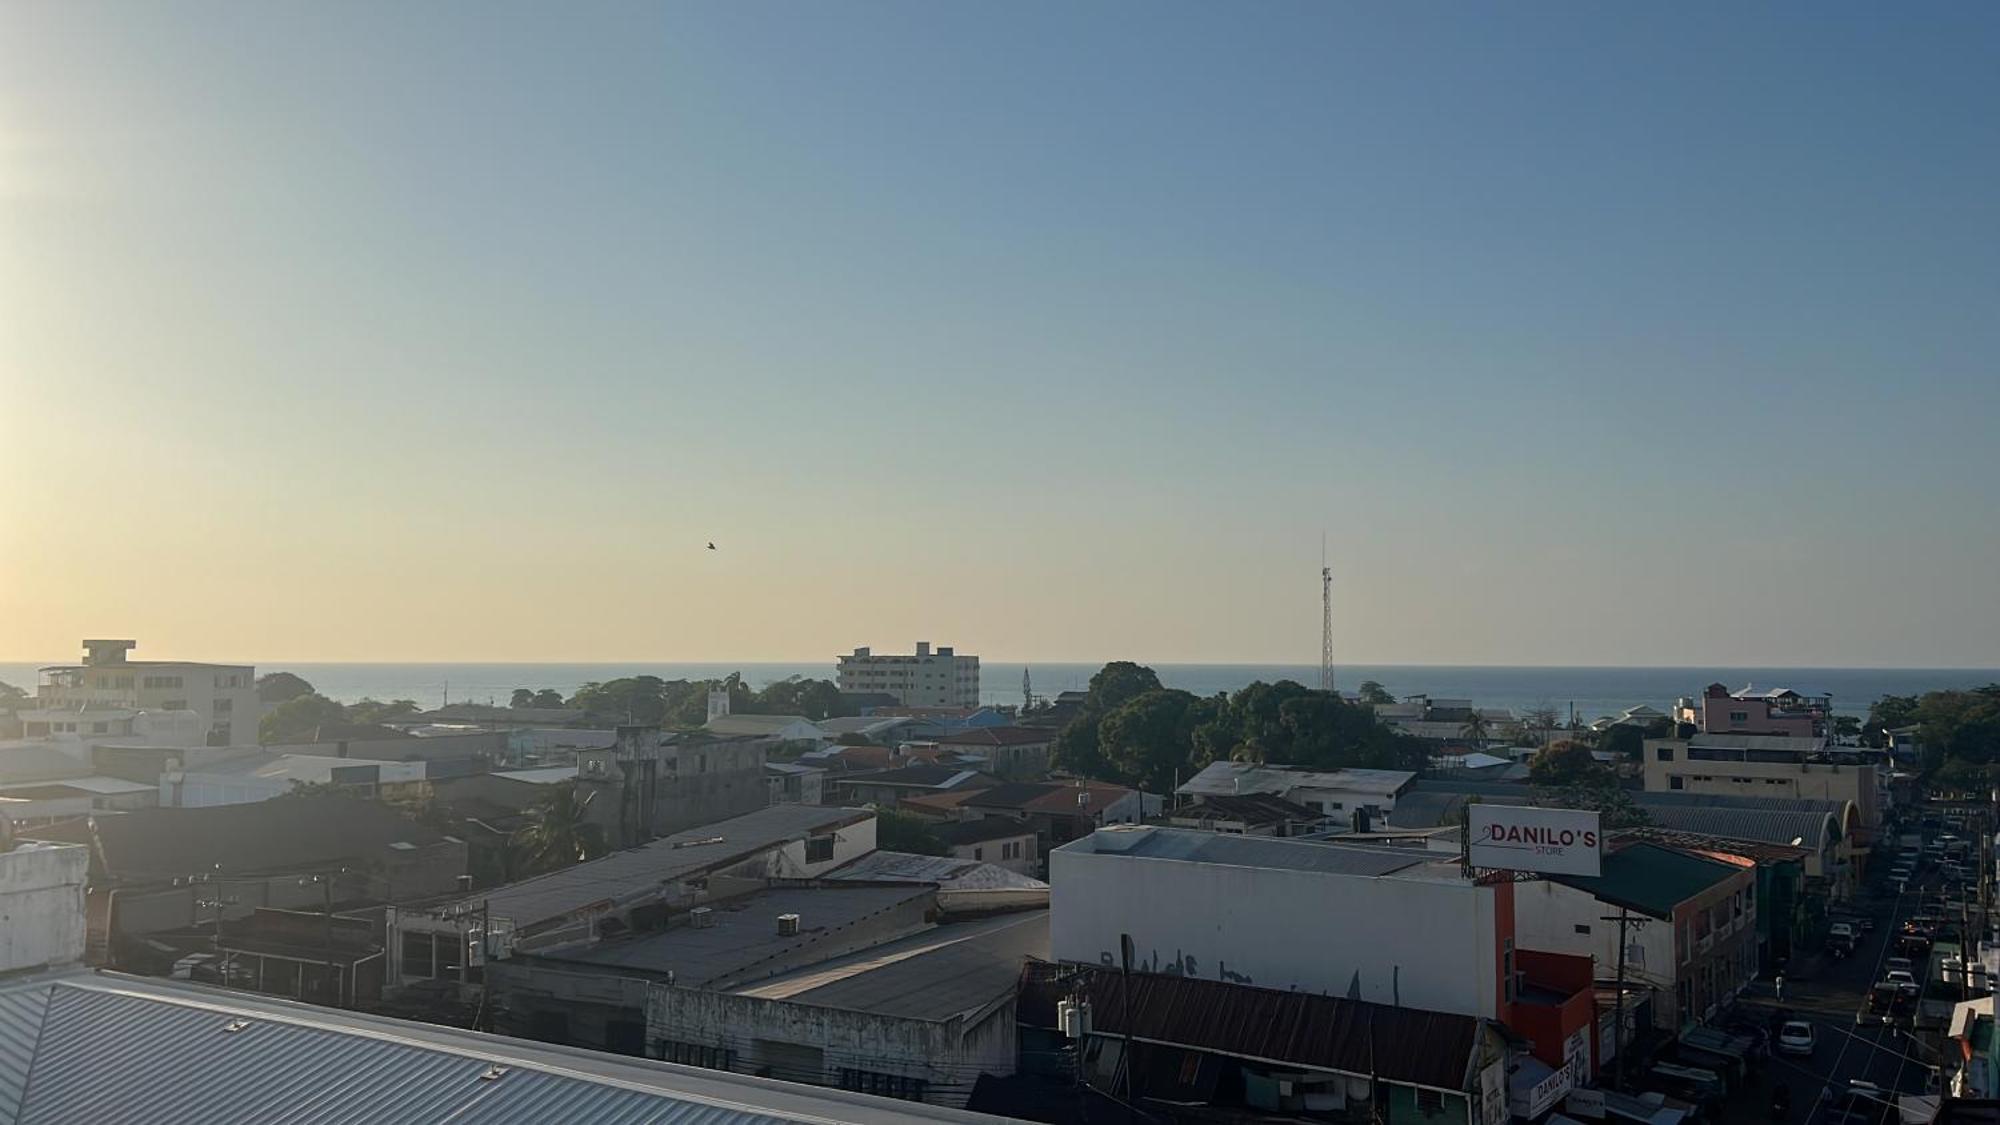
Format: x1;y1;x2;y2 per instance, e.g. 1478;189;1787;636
1022;667;1032;713
1320;535;1335;693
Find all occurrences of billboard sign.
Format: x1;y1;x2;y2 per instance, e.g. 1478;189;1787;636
1467;805;1602;877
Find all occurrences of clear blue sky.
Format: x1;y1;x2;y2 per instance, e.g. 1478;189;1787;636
4;3;1997;666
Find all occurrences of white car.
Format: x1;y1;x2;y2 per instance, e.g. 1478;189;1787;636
1777;1020;1816;1058
1885;956;1915;976
1884;969;1919;994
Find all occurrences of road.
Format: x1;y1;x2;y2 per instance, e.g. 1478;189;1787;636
1720;874;1942;1125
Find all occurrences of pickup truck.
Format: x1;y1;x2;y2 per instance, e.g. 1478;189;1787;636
1859;983;1898;1026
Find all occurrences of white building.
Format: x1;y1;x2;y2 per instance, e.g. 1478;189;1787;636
0;832;89;973
1051;825;1516;1019
162;750;430;807
836;643;979;709
1175;762;1416;829
21;639;261;748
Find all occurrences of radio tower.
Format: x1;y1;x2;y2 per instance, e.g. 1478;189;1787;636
1320;537;1335;693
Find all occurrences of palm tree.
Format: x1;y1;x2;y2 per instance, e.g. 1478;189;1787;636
512;782;608;873
1460;710;1490;746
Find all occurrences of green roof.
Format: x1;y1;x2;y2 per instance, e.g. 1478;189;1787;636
1553;842;1742;919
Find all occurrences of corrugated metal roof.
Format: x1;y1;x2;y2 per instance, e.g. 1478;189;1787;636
1018;963;1480;1092
0;972;1018;1125
1642;806;1836;850
826;851;1048;892
1177;762;1416;798
1550;842;1744;919
732;912;1048;1022
441;805;872;930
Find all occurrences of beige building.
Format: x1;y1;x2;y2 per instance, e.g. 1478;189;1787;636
22;639;260;748
836;642;979;709
1643;733;1883;849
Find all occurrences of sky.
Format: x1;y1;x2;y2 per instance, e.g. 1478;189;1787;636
4;3;1998;667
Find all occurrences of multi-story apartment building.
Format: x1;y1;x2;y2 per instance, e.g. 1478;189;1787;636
835;642;979;709
21;639;260;747
1672;683;1827;738
1642;732;1883;852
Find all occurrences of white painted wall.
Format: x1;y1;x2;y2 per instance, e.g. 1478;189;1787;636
1050;840;1504;1018
1513;880;1675;1017
0;842;89;972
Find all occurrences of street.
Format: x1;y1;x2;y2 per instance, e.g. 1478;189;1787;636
1718;875;1946;1125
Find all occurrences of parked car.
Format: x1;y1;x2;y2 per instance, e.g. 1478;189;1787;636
1859;984;1897;1026
1828;1082;1898;1125
1884;969;1919;995
1830;922;1858;943
1885;956;1915;977
1776;1021;1816;1058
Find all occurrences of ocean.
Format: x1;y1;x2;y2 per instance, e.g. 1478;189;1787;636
3;660;1994;721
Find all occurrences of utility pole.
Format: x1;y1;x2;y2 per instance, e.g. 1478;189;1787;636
1119;933;1136;1124
1603;907;1647;1093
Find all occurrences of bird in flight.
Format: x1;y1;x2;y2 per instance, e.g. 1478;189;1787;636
707;542;716;550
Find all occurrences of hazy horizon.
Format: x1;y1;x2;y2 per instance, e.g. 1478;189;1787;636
7;3;1998;668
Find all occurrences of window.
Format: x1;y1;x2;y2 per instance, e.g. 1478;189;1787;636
838;1069;927;1102
973;847;984;860
214;698;233;714
656;1040;734;1070
1729;710;1749;722
1669;776;1685;790
1416;1089;1445;1117
1655;746;1675;762
1574;924;1591;935
163;700;188;711
805;835;835;864
142;675;184;690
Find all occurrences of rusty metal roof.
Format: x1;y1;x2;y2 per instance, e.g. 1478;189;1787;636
1019;963;1481;1092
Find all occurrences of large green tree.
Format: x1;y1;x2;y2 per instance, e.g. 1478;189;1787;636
256;672;316;704
0;680;29;713
749;677;852;721
1356;680;1396;706
348;698;420;725
1098;688;1217;793
1528;740;1610;788
1052;662;1164;778
259;693;348;743
876;808;950;856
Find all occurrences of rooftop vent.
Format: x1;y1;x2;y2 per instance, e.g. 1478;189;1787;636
777;913;801;937
689;907;715;929
221;1020;251;1034
480;1066;509;1082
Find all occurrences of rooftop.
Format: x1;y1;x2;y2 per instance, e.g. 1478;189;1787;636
1176;761;1416;798
23;795;452;881
490;766;578;785
733;911;1048;1022
541;883;933;988
1060;825;1458;882
962;780;1133;814
1172;792;1323;826
179;750;423;784
0;970;1009;1125
935;727;1053;747
705;714;822;738
405;704;587;725
1018;962;1482;1092
938;817;1040;846
835;765;990;790
825;850;1049;893
429;804;872;930
1684;733;1828;753
1551;841;1745;919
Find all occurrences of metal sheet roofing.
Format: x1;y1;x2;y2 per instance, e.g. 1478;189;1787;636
1017;963;1480;1092
1065;825;1430;879
546;884;932;987
1550;842;1744;919
440;805;872;930
1176;762;1415;798
732;911;1048;1022
0;972;1013;1124
825;851;1048;892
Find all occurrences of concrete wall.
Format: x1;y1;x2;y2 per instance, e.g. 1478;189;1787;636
1050;843;1506;1018
0;842;89;972
647;984;1016;1108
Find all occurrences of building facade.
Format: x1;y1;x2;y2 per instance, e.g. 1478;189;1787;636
23;639;260;747
0;838;89;973
1642;733;1882;850
836;644;979;709
577;727;772;847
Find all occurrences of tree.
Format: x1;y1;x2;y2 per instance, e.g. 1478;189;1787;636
1528;741;1610;788
256;672;316;704
1550;781;1650;829
1833;715;1862;742
569;676;671;725
531;689;566;709
512;783;608;873
260;693;348;743
876;808;949;856
1460;710;1490;745
1357;681;1396;706
1052;662;1164;779
348;698;419;725
1522;701;1561;746
750;677;852;722
1598;724;1645;762
510;688;535;709
1099;689;1208;793
0;680;29;713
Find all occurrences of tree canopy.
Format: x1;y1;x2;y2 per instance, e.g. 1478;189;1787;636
1528;740;1610;788
0;680;29;713
256;672;316;704
1866;685;2000;769
1356;680;1396;705
512;782;608;873
1053;662;1424;792
259;693;348;743
875;808;949;857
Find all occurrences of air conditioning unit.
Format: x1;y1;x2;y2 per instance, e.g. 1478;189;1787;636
689;907;714;929
777;913;801;937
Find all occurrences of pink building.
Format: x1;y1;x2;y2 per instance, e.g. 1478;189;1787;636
1696;683;1823;737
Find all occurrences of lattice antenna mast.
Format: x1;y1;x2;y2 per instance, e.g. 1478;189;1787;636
1320;535;1335;693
